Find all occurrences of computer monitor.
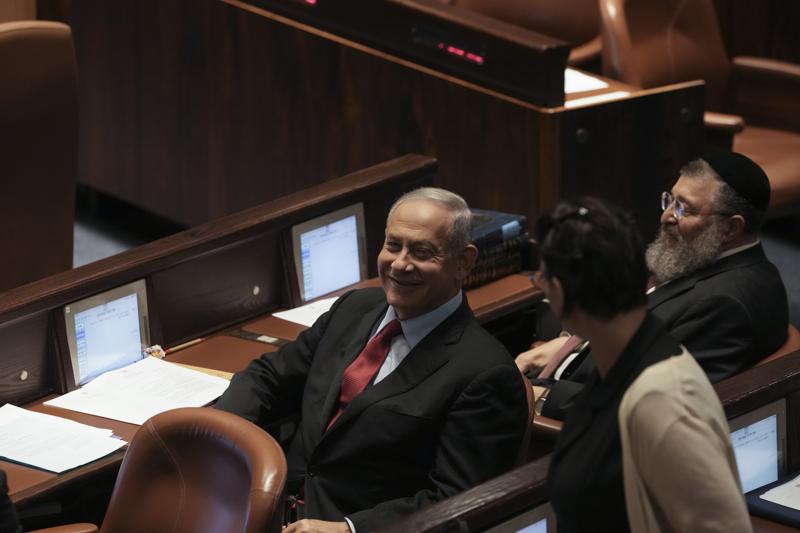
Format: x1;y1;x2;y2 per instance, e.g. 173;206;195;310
729;398;787;494
63;279;150;388
485;502;556;533
290;203;368;303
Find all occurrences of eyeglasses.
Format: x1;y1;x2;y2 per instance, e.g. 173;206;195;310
660;191;732;220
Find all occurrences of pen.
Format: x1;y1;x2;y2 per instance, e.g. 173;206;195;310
165;337;205;354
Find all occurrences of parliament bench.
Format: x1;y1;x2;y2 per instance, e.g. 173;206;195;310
3;153;545;530
2;154;436;514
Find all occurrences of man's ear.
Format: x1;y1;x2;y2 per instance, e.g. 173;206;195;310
724;214;746;241
455;244;479;280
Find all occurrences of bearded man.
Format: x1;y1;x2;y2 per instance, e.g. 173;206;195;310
518;152;789;420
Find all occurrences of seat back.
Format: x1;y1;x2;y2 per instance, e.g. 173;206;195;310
517;374;536;465
0;21;77;291
452;0;599;46
757;324;800;366
450;0;601;65
0;0;35;22
599;0;731;109
100;407;287;533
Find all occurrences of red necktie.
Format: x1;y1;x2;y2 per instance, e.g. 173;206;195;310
327;319;403;430
538;335;585;379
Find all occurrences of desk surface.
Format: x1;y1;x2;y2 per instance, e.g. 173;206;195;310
5;273;540;507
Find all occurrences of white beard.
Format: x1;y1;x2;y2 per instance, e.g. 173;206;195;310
645;220;727;285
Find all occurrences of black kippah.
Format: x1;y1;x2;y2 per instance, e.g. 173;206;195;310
703;151;770;212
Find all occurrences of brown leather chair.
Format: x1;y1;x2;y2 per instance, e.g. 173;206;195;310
517;374;536;464
33;407;288;533
0;21;77;292
757;324;800;366
599;0;800;215
0;0;35;22
446;0;602;67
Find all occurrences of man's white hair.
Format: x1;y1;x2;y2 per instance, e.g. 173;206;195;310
387;187;472;254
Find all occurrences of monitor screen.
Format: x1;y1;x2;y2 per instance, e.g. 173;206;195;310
63;279;150;387
485;502;555;533
291;203;367;302
729;398;787;493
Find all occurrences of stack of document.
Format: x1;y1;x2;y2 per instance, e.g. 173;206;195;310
0;404;126;473
45;357;230;425
761;473;800;509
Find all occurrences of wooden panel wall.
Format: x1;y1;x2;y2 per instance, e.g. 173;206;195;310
50;0;702;238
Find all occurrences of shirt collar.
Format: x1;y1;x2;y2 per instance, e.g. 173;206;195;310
379;291;463;349
717;238;759;260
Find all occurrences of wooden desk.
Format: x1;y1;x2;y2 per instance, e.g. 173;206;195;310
5;271;541;512
0;154;436;517
61;0;702;239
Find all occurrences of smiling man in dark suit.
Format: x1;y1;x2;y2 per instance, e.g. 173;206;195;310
216;187;529;532
518;152;789;419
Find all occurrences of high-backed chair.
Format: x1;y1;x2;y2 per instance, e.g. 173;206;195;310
0;0;35;22
446;0;602;67
33;407;288;533
0;21;78;292
599;0;800;215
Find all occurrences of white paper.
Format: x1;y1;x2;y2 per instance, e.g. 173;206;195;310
761;472;800;510
564;68;609;94
45;357;230;425
564;91;631;109
0;404;126;473
272;296;339;327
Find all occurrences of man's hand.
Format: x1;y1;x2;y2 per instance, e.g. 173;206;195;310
283;519;351;533
515;336;570;374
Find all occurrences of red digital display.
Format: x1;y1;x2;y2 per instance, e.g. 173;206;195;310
437;41;484;65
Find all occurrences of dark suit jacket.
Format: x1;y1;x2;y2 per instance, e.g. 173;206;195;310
216;288;528;531
543;243;788;419
548;314;680;533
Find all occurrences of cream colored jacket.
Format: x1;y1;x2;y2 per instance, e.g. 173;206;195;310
619;349;752;532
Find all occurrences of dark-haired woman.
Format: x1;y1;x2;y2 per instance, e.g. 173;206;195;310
538;197;750;532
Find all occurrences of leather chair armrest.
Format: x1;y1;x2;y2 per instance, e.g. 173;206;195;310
704;111;745;133
731;56;800;133
732;56;800;84
567;35;602;68
703;111;745;150
532;415;563;442
29;524;99;533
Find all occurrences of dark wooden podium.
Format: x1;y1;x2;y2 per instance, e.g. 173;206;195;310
63;0;703;239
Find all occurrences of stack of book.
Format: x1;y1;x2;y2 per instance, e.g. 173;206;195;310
465;209;532;288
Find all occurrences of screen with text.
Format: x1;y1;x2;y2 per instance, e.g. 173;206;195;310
731;414;779;493
74;293;143;385
300;214;361;301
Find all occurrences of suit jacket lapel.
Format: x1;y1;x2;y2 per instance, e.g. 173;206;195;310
316;301;387;440
322;302;469;436
647;275;697;309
